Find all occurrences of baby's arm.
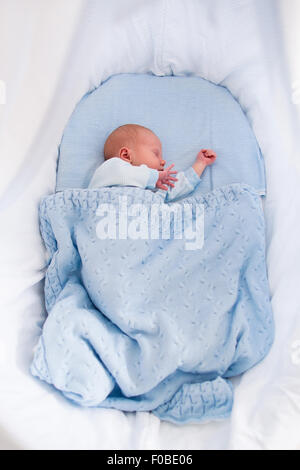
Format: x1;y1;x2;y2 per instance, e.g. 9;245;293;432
89;157;160;189
192;149;217;178
133;164;177;190
161;149;217;203
160;168;200;202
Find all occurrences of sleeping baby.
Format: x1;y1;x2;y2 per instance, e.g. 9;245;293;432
88;124;217;201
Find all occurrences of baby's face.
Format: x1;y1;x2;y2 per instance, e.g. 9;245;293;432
130;131;165;171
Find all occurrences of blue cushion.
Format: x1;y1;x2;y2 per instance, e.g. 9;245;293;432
56;73;266;196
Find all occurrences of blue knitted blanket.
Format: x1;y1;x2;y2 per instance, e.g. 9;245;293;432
30;184;274;424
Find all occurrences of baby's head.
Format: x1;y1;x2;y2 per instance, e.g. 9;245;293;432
104;124;165;171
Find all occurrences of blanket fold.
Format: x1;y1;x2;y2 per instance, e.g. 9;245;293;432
31;183;274;424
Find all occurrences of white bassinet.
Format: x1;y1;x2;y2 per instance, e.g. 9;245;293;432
0;0;300;450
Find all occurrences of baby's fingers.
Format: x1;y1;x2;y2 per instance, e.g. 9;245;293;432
168;170;178;175
162;177;178;184
165;164;176;171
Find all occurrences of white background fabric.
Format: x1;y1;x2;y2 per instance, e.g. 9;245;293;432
278;0;300;111
0;0;300;450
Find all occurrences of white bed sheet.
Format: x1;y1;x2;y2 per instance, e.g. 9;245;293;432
0;0;300;450
278;0;300;111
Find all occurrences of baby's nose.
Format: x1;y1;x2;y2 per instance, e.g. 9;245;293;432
161;159;166;166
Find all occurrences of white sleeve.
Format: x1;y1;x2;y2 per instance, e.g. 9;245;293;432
88;158;159;189
157;166;201;202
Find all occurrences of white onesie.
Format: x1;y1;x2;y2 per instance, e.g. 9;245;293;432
88;157;201;202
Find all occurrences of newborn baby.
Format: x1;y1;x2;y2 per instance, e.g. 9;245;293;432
88;124;217;202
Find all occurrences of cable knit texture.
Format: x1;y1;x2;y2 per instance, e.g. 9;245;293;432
30;183;274;424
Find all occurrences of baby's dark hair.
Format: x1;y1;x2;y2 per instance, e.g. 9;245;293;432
104;124;155;160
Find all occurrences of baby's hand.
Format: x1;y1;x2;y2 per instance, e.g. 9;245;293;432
196;149;217;166
156;164;178;191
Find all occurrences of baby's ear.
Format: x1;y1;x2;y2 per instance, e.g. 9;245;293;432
119;147;131;162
